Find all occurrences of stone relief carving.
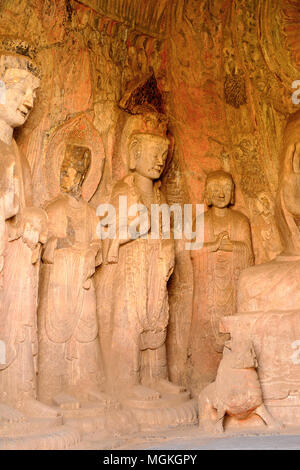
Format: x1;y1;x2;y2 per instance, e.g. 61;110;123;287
0;40;80;449
38;143;104;407
97;107;173;393
189;170;253;393
221;110;300;427
0;0;299;449
198;338;282;433
95;105;197;428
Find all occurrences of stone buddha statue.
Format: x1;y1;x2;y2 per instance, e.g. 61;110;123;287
0;40;52;419
221;110;300;426
38;143;104;407
189;170;254;392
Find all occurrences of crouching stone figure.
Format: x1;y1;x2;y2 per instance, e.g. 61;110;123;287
198;338;282;433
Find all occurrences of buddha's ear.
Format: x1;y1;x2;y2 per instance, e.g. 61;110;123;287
292;143;300;174
230;189;235;205
204;186;212;206
128;138;141;171
229;179;235;205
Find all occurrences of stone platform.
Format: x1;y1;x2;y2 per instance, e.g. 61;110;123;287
122;392;198;431
0;414;80;450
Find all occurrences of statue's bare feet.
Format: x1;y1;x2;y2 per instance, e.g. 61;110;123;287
128;385;161;401
154;378;186;395
20;399;59;417
0;403;25;423
52;393;80;410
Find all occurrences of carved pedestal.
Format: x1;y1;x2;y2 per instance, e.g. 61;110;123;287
122;392;198;431
0;408;80;450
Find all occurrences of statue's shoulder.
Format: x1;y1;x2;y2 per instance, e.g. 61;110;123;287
111;175;136;204
230;208;250;226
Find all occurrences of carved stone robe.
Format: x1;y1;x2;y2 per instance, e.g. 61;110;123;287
96;174;175;393
190;208;253;391
38;194;103;403
0;139;38;404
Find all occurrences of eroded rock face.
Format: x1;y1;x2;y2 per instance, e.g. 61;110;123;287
198;338;282;434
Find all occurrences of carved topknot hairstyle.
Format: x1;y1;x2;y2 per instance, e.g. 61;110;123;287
205;169;235;206
0;37;40;79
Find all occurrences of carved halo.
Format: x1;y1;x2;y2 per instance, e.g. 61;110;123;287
43;114;105;202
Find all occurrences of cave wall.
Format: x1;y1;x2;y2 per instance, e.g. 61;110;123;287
1;0;300;395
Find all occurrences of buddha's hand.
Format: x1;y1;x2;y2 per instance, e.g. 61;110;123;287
219;232;233;252
21;207;48;250
212;231;229;252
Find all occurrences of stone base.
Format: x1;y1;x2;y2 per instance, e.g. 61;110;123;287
123;393;198;431
0;417;80;450
265;394;300;427
59;400;118;434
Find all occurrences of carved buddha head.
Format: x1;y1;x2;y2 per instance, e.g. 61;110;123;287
205;170;235;209
0;39;40;129
129;133;169;180
121;105;170;180
60;145;91;198
276;110;300;255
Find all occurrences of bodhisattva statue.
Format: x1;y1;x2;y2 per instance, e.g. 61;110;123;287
189;170;253;391
0;42;52;418
38;144;104;407
96;107;184;401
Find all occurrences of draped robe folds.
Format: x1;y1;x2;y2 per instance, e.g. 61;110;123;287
190;209;253;390
96;175;175;393
38;195;103;403
0;139;39;404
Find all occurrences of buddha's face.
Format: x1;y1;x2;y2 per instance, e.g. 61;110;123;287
0;68;39;128
282;142;300;221
60;167;83;194
60;146;91;197
131;134;169;180
206;175;233;208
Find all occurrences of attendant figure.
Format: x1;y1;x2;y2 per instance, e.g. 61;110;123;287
38;144;104;406
189;170;253;391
